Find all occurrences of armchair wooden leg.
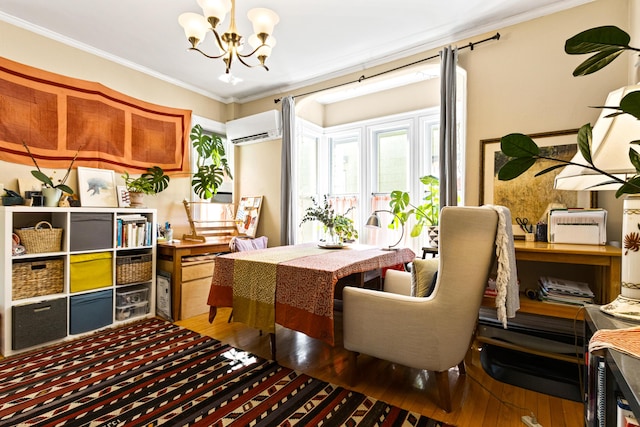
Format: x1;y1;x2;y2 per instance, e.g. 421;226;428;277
435;370;453;413
458;361;466;375
269;333;276;360
348;352;359;387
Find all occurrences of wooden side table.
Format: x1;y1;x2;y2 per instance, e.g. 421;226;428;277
157;237;232;320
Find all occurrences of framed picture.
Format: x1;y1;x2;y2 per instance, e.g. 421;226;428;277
117;185;130;208
235;196;263;237
480;129;594;226
77;167;118;207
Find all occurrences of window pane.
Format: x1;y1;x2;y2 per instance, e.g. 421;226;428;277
298;134;318;195
330;136;359;194
377;129;409;192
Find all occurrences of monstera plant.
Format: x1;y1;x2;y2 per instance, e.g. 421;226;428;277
498;26;640;196
190;124;233;200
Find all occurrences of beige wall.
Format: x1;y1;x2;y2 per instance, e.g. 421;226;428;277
243;0;632;243
0;0;634;244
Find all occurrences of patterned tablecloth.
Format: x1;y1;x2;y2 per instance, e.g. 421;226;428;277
208;243;415;345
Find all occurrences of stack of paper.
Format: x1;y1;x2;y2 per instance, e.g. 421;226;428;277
538;276;594;305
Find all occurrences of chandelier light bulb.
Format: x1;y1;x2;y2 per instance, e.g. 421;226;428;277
196;0;231;26
178;13;210;48
247;8;279;36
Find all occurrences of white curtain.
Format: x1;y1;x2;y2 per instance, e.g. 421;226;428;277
439;46;458;207
280;96;296;245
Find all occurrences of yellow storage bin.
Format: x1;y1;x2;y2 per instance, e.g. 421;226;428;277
70;252;113;292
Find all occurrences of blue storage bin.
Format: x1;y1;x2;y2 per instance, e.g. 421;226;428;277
70;290;113;334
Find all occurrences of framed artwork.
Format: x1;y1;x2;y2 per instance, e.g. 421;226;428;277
77;167;118;207
480;129;594;226
235;196;263;237
117;185;130;208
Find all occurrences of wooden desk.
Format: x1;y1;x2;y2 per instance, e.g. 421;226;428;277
478;241;621;364
157;237;231;320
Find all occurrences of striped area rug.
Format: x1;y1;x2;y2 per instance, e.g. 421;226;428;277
0;318;451;426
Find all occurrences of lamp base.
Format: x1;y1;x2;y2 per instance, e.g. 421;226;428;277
601;295;640;322
382;247;400;251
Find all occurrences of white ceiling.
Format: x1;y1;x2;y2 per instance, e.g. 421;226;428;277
0;0;591;104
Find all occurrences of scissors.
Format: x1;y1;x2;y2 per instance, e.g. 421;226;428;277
516;217;533;233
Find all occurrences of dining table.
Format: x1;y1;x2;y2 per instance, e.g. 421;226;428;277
207;243;415;356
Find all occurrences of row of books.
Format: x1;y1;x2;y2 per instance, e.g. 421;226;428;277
117;215;153;248
538;275;594;305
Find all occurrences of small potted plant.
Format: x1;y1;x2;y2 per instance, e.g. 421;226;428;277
23;141;79;206
389;175;440;247
122;166;170;207
300;195;358;245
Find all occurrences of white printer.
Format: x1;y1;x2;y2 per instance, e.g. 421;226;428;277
548;209;607;245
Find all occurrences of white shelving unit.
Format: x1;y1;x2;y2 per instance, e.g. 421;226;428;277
1;206;157;357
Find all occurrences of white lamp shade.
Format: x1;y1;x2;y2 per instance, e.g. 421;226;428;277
555;84;640;191
197;0;231;23
249;34;276;57
247;8;279;35
178;13;210;44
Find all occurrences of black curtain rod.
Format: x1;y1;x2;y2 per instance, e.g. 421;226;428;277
274;32;500;104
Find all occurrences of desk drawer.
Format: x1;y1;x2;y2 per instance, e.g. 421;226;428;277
182;260;215;281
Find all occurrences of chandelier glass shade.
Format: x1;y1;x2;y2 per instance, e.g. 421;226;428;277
178;0;279;74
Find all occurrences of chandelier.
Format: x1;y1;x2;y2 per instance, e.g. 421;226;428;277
178;0;279;74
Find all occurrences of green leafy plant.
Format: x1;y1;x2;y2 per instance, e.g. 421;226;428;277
190;124;233;200
498;26;640;197
23;141;78;195
122;166;170;195
389;175;439;237
300;195;358;242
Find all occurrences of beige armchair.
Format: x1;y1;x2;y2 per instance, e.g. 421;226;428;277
343;206;499;412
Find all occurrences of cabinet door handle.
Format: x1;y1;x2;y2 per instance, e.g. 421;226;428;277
33;306;52;313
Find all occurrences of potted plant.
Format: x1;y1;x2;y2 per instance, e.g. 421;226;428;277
389;175;440;246
190;124;233;200
300;195;358;245
23;141;79;206
122;166;170;207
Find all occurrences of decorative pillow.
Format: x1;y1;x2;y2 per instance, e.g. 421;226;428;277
230;236;268;252
411;258;439;297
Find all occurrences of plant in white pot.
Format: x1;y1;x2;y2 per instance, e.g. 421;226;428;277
23;141;79;206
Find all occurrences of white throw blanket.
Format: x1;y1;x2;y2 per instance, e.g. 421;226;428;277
485;205;520;327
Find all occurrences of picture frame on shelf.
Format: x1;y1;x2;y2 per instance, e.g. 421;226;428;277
77;167;118;207
116;185;130;208
480;129;594;226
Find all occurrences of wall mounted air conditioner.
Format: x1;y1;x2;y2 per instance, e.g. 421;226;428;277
226;110;282;145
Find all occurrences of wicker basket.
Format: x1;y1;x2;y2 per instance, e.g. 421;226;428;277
116;253;153;285
12;258;64;300
15;221;63;254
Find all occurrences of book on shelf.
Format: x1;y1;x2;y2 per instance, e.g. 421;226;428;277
116;217;152;248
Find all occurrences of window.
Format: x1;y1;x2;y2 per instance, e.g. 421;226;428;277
294;107;464;252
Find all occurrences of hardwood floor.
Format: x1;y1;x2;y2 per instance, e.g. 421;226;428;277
177;308;584;427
